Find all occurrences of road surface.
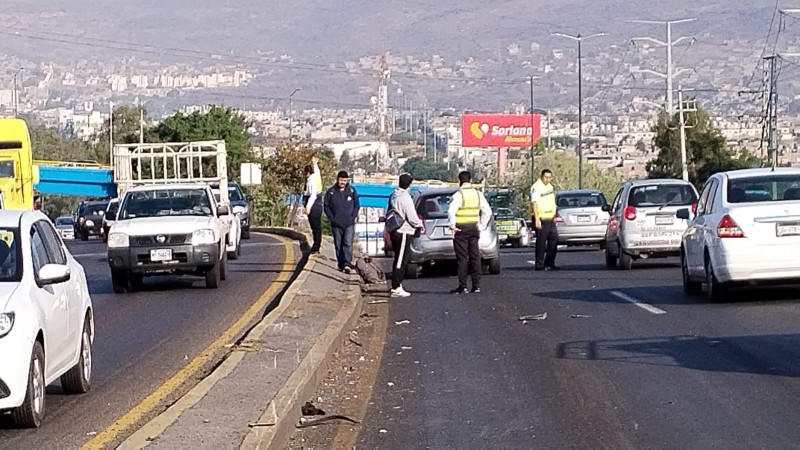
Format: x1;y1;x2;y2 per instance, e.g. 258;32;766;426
0;234;294;449
358;247;800;448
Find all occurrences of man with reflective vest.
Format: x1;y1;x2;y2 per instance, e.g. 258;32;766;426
447;171;492;294
303;156;324;254
531;168;560;271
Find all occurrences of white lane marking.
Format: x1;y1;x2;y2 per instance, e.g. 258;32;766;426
610;290;666;315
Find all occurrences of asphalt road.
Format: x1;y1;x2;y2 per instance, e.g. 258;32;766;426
358;247;800;449
0;233;294;449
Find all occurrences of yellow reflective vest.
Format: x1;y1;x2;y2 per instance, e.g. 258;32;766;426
532;179;556;220
455;188;481;224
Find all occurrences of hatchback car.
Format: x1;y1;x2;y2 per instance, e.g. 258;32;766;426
211;182;253;240
603;179;699;270
405;187;501;278
555;189;609;247
495;208;527;247
101;198;120;243
75;200;109;241
55;216;75;240
0;211;94;427
680;168;800;301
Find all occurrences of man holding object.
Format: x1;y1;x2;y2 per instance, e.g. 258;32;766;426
531;168;560;271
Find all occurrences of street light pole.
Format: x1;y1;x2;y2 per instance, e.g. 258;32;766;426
288;88;301;139
12;68;23;117
552;32;606;189
529;75;537;185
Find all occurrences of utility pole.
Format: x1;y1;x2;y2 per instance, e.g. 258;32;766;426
547;109;552;149
765;55;779;169
552;32;607;189
138;99;144;145
677;86;697;181
109;101;114;158
528;75;538;185
630;18;697;115
423;109;428;159
288;88;301;139
12;68;23;117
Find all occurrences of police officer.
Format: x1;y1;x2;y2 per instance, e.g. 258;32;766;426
531;168;560;271
448;171;492;294
303;156;323;254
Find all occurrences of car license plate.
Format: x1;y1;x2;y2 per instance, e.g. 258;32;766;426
776;222;800;237
150;249;173;262
655;216;674;225
577;215;591;223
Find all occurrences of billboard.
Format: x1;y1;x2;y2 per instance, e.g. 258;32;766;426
461;113;541;147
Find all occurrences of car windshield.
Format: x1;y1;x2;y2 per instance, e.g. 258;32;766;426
557;192;608;208
229;187;244;202
84;202;109;216
55;217;73;226
119;189;212;219
0;228;21;282
628;184;697;207
417;193;452;219
107;201;119;216
494;208;515;219
727;175;800;203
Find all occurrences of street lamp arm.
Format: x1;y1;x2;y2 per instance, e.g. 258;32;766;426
671;36;694;46
551;32;581;41
631;36;668;46
631;68;668;79
673;68;694;77
583;32;609;40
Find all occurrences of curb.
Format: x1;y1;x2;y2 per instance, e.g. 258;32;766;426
239;262;363;449
253;226;311;249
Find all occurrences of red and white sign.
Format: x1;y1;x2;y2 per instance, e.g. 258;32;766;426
461;113;541;148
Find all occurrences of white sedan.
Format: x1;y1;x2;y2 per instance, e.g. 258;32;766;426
680;167;800;301
0;211;94;427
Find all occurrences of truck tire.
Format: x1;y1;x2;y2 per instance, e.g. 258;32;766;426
111;269;128;294
242;229;251;240
206;262;221;289
405;263;419;279
220;252;228;281
129;273;144;290
488;258;501;275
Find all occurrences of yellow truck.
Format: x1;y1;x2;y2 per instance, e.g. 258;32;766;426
0;118;39;210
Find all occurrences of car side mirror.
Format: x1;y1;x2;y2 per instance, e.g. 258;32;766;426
676;208;691;220
601;204;611;213
217;205;230;216
39;264;71;286
378;216;386;223
245;195;254;202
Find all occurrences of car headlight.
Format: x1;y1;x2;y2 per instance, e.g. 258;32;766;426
85;220;95;227
233;205;247;215
192;229;216;245
0;312;14;339
107;232;130;248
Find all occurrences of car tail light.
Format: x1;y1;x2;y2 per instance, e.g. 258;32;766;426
554;213;564;224
717;214;744;238
418;214;426;235
608;217;619;230
623;206;637;221
691;202;697;214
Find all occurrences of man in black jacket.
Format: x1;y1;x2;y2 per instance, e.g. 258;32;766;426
324;171;360;273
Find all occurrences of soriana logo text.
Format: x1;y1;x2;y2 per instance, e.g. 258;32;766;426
461;113;541;148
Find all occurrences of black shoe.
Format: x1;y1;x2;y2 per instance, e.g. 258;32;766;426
545;265;561;271
450;287;469;295
342;267;352;274
534;264;545;271
471;287;481;294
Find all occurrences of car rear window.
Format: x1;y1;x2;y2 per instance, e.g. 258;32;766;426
727;175;800;203
557;192;607;208
417;194;452;219
628;184;697;207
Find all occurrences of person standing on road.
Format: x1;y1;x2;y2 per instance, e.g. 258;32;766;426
387;173;422;298
531;168;560;271
303;156;323;254
447;171;492;294
324;171;360;274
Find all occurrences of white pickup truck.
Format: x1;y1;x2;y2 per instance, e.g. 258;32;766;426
106;141;240;293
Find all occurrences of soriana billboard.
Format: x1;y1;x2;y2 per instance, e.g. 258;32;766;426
461;113;541;147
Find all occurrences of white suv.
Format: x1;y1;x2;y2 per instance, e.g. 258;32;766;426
0;211;94;428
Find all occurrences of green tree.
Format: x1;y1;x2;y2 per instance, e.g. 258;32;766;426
92;105;153;164
154;106;252;177
346;123;358;136
28;125;93;162
401;156;458;182
338;150;352;171
646;107;760;187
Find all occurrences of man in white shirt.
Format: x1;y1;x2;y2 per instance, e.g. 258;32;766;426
447;171;492;294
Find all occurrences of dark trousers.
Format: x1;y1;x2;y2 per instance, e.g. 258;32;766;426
535;219;559;267
390;231;412;289
307;201;323;252
331;225;355;270
453;223;481;289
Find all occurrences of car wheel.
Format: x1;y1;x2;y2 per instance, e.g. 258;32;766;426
604;247;618;269
80;231;88;242
220;252;228;281
111;269;128;294
405;263;419;279
102;233;108;244
12;341;46;428
619;251;633;270
682;251;702;296
488;258;501;275
242;229;251;240
206;261;222;288
705;259;727;302
61;317;92;394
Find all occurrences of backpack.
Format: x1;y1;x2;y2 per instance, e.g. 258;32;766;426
355;255;385;284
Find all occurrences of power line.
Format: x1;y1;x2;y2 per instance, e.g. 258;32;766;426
746;0;781;87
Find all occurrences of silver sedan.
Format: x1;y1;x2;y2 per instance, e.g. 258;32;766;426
555;189;609;247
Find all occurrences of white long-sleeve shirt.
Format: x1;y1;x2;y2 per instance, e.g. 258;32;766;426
447;183;493;230
304;162;321;214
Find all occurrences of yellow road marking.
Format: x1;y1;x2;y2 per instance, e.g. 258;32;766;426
82;235;295;450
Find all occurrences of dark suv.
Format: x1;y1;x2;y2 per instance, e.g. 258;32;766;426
75;200;109;241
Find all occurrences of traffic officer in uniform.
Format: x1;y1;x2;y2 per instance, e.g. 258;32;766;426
448;170;492;294
303;156;323;254
531;168;560;271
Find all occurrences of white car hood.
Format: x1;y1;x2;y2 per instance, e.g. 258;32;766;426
0;282;21;311
111;216;215;236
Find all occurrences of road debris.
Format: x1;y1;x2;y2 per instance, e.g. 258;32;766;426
349;337;363;347
569;314;590;318
360;313;379;318
401;346;413;350
368;300;388;304
301;401;326;416
86;431;97;436
248;422;276;428
395;320;411;325
519;313;547;322
379;429;388;433
296;415;359;429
